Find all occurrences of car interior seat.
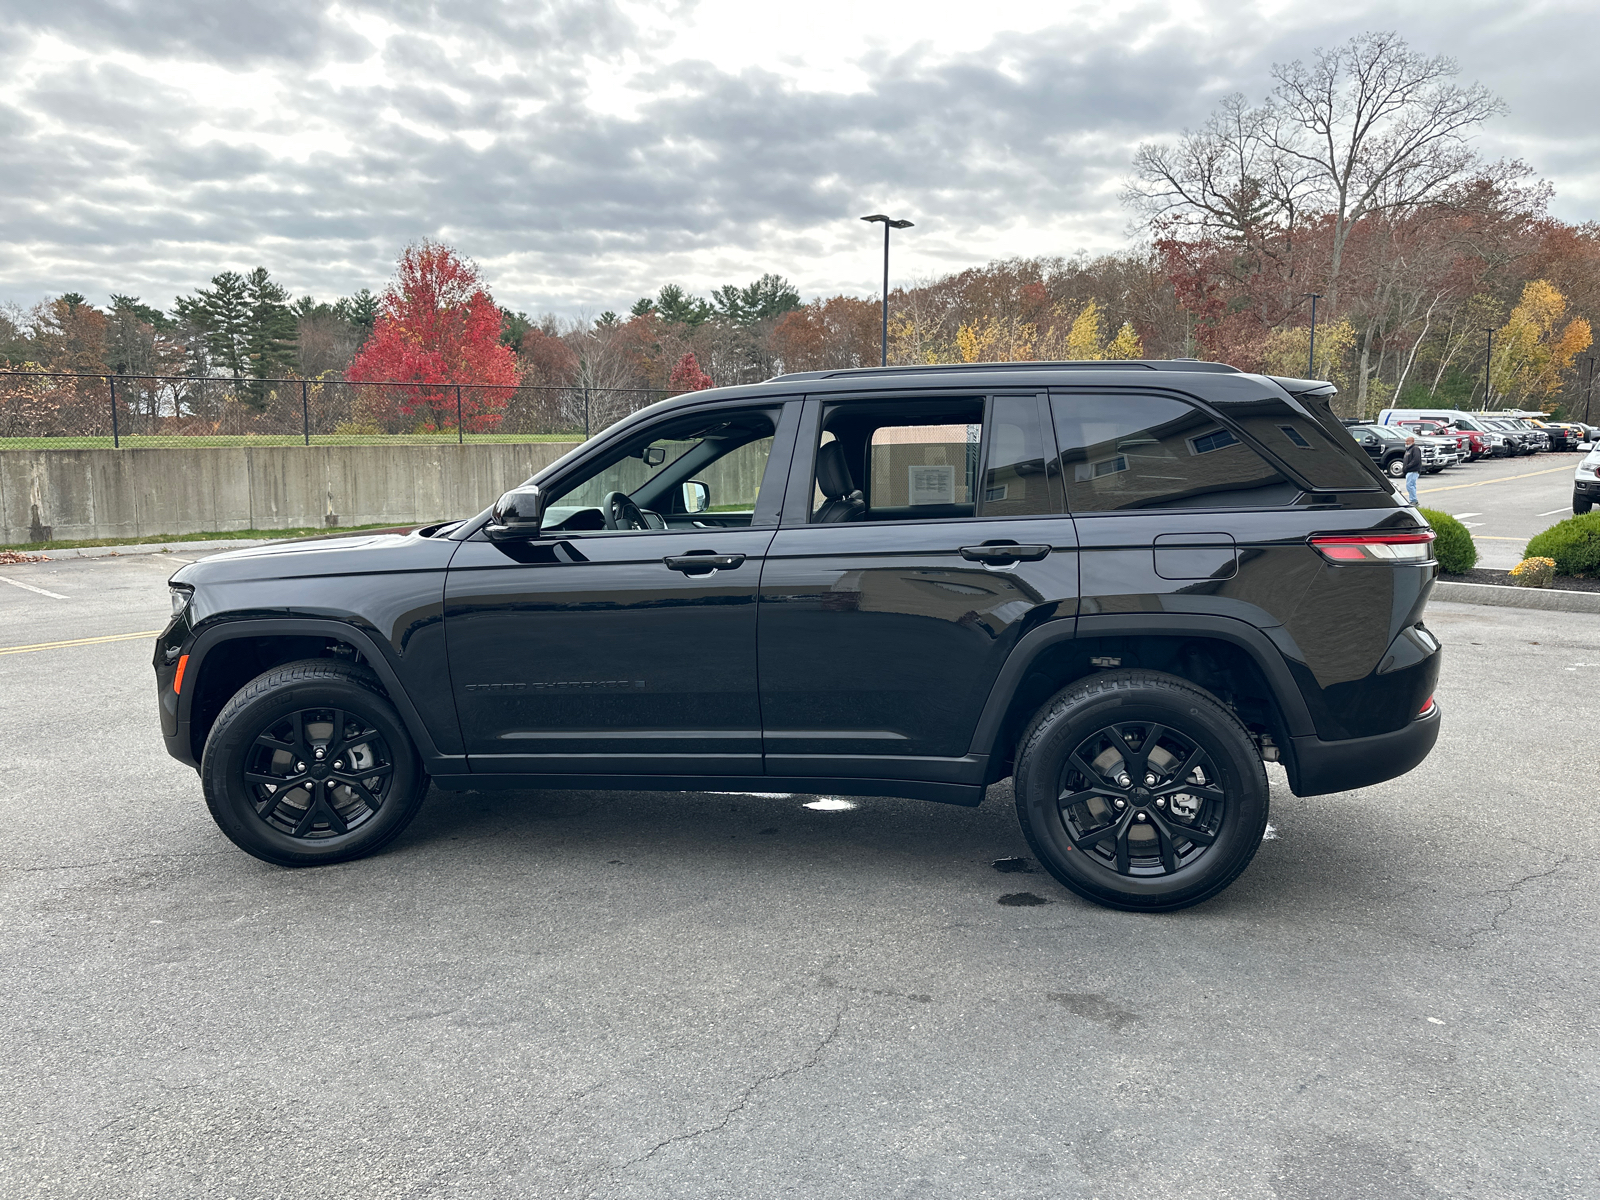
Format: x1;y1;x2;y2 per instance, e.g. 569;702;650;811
813;440;867;523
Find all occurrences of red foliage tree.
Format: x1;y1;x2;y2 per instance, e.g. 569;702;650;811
347;241;517;432
517;327;580;387
668;351;714;391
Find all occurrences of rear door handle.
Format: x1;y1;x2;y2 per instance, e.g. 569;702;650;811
960;543;1050;565
663;553;746;575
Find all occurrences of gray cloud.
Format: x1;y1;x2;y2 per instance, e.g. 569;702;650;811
0;0;1595;316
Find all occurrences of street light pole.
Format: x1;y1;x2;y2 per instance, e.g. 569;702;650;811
860;213;914;367
1484;327;1494;411
1304;293;1322;378
1586;356;1596;425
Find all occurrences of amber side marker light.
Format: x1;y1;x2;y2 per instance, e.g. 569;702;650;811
173;654;189;695
1310;531;1435;564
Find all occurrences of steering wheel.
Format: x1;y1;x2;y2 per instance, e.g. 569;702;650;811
601;491;650;531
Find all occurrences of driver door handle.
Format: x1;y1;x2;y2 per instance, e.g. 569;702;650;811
663;553;746;575
959;543;1050;565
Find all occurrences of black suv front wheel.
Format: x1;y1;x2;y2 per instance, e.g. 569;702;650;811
1013;671;1269;912
200;660;427;867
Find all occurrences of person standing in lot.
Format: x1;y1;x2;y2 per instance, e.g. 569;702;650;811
1403;436;1422;506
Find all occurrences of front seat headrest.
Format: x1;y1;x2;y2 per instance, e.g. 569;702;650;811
815;440;856;499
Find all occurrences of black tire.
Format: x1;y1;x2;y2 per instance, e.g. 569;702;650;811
1385;457;1406;478
200;659;427;867
1575;493;1593;515
1012;670;1270;912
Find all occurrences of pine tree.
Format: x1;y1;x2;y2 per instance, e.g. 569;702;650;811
241;267;296;406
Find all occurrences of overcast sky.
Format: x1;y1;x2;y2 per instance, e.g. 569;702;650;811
2;0;1595;318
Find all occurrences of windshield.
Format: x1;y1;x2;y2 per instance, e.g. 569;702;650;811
1368;425;1405;441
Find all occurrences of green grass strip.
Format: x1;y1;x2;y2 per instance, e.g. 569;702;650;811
0;433;582;450
2;523;404;553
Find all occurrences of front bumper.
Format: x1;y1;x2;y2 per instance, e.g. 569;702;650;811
1285;702;1441;797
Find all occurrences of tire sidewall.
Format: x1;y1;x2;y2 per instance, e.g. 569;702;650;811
1015;683;1268;911
202;673;422;867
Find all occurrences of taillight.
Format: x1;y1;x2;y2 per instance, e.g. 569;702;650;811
1309;531;1436;564
1419;696;1436;717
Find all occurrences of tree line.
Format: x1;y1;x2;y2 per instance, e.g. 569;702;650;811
3;32;1596;431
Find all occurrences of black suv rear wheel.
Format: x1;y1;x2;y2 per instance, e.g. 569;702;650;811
1013;671;1269;912
200;660;427;867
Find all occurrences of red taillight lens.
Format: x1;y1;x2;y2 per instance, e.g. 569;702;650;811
1419;696;1436;717
1310;531;1436;564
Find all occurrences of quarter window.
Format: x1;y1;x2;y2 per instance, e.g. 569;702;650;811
1052;393;1300;511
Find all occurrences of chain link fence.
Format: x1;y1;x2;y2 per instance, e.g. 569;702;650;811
0;372;668;449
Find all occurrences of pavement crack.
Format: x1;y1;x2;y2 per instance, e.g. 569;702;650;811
6;849;232;873
616;999;847;1174
1465;855;1571;943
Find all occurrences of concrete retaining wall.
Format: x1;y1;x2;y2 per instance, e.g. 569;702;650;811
1;443;580;543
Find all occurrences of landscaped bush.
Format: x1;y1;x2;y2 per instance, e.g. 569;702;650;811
1525;511;1600;577
1418;508;1478;574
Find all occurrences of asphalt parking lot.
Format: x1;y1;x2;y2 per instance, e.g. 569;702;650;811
1416;450;1583;568
2;553;1597;1199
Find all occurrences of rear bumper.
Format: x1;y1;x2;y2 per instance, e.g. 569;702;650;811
1285;702;1441;798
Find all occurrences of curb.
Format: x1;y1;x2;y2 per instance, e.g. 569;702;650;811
1431;579;1600;615
18;538;277;561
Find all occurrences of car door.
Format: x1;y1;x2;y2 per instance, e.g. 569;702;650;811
757;392;1078;785
445;400;798;777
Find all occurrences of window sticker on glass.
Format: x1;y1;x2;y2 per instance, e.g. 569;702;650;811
909;464;956;505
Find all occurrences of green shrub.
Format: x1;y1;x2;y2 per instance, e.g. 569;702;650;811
1525;511;1600;577
1418;508;1478;574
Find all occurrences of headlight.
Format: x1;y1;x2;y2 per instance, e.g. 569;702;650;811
169;583;194;618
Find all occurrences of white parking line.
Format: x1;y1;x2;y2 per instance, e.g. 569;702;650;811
1453;513;1481;519
0;576;68;599
1538;508;1572;517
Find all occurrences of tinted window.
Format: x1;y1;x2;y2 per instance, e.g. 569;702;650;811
978;396;1057;517
869;421;980;509
1051;393;1300;511
544;409;776;532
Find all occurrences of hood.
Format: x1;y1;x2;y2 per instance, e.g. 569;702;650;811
171;527;444;587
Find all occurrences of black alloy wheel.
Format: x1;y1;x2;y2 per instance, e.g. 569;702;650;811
243;707;394;840
1013;670;1270;912
1054;722;1224;878
201;660;426;866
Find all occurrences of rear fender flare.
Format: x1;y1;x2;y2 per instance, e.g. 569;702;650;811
966;613;1318;761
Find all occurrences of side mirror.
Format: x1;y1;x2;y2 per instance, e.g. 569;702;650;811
486;484;545;541
681;480;710;514
642;445;667;466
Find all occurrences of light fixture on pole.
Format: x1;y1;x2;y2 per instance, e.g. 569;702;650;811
860;214;914;367
1304;293;1322;379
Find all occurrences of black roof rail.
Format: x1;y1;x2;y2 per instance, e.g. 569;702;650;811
767;359;1243;383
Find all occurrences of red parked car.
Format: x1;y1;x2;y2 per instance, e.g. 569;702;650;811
1396;419;1484;462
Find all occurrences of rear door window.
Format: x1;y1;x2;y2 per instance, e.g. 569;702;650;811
1051;393;1301;511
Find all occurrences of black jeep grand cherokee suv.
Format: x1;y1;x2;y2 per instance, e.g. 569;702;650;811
155;361;1441;911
